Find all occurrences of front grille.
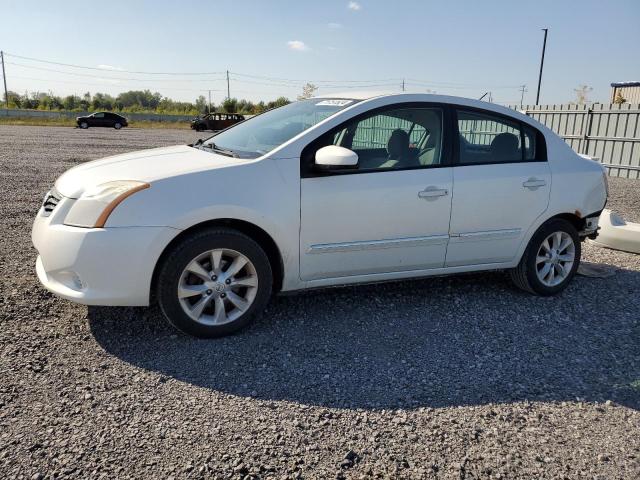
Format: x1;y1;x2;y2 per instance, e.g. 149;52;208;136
42;189;61;216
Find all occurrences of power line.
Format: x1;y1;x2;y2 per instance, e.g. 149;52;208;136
8;61;403;90
8;75;221;93
3;52;225;75
406;80;522;90
6;61;226;83
231;71;401;84
231;77;399;89
5;52;527;93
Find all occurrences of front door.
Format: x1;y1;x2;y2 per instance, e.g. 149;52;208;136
445;109;551;267
91;112;107;127
300;105;453;281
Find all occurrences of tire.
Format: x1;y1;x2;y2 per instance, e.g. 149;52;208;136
510;218;581;296
114;122;122;130
80;122;88;129
156;228;273;338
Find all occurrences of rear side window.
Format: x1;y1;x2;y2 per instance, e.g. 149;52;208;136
455;109;546;164
457;110;522;164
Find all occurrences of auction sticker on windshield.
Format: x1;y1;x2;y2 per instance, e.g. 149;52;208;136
315;100;353;106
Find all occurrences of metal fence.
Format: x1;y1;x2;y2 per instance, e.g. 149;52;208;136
512;103;640;179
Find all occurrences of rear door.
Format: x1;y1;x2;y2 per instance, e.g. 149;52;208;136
445;109;551;267
104;113;117;127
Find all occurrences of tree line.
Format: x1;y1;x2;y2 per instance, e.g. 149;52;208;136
2;89;291;115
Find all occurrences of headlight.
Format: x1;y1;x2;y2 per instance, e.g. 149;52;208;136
64;180;149;228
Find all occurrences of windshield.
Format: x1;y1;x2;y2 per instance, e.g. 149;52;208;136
201;98;356;159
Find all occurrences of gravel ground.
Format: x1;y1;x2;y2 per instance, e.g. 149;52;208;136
1;125;639;479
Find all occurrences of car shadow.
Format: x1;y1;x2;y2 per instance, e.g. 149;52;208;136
88;269;640;410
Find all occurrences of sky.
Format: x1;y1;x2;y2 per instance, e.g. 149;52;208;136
1;0;639;106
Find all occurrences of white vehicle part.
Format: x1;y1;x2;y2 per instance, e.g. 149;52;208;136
64;180;150;228
590;209;640;254
446;162;551;267
314;145;359;168
300;167;453;280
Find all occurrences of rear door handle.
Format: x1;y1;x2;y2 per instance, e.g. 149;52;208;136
522;178;546;189
418;186;448;199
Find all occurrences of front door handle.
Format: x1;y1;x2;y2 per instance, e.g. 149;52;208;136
418;186;448;199
523;178;546;189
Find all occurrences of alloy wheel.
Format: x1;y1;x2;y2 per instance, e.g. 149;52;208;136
535;231;576;287
177;248;259;325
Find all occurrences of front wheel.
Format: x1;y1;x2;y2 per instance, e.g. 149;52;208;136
156;228;273;338
80;122;88;129
114;122;122;129
510;218;581;295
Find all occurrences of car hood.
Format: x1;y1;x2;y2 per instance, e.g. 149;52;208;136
55;145;247;198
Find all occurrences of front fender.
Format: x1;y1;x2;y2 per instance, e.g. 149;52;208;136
105;157;302;290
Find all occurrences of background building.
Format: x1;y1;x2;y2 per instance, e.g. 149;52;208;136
610;81;640;103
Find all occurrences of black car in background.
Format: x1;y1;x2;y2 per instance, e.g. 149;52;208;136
190;112;244;132
76;112;128;129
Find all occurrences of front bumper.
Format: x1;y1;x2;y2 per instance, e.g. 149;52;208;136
32;198;178;306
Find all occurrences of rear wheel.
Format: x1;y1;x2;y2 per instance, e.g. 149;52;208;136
156;228;273;338
510;219;581;295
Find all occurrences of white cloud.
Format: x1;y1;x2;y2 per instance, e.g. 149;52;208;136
328;22;343;28
347;1;361;11
287;40;309;51
97;64;124;71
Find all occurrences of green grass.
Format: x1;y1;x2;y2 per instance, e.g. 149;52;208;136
0;116;191;130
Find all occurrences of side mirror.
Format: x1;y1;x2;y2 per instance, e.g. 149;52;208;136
314;145;359;170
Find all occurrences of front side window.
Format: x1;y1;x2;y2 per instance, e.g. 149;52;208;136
457;110;523;164
202;98;356;159
313;107;443;171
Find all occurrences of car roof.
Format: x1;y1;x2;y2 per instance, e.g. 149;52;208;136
313;92;534;127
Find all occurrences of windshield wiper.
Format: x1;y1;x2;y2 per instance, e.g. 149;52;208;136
200;142;239;158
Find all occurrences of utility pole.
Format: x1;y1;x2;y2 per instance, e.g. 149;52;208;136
401;79;405;92
1;51;8;109
226;70;230;100
208;90;212;113
536;28;548;105
519;84;527;107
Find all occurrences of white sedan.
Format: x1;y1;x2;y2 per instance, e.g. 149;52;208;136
33;93;608;337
